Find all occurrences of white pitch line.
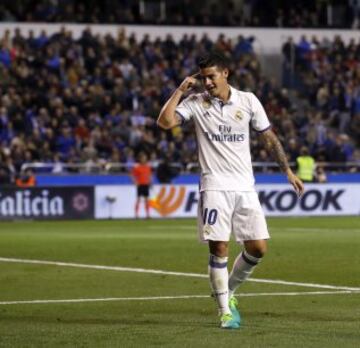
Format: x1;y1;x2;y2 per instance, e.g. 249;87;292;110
1;257;360;291
245;278;360;291
0;290;359;306
285;228;360;233
147;225;194;230
147;226;360;233
0;257;207;278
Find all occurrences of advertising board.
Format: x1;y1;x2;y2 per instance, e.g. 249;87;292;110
95;184;360;219
0;187;94;220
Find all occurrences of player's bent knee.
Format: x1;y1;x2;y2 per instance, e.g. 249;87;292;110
248;249;266;259
253;246;267;258
209;240;229;257
244;240;267;258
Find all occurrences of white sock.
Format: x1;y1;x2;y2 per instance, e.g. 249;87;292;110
228;250;262;298
208;254;231;315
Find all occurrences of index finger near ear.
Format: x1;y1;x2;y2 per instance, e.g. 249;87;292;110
191;72;200;79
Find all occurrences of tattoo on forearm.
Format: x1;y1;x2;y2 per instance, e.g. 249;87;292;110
260;131;289;172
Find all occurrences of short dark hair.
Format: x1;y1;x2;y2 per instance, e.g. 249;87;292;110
197;51;230;70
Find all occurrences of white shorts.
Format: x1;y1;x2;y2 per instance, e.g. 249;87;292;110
197;191;269;244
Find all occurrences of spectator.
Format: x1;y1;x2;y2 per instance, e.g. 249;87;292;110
296;146;315;182
0;153;15;185
156;155;178;183
15;168;36;187
0;26;355;177
315;164;327;183
0;1;356;29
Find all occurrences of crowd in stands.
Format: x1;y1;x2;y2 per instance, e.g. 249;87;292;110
0;0;359;29
282;35;360;165
0;26;359;185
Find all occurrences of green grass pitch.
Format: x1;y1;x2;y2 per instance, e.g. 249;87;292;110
0;217;359;347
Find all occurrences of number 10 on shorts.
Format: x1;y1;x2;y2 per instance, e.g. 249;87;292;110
203;208;218;225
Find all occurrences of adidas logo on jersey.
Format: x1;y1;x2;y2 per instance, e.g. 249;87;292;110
203;111;211;118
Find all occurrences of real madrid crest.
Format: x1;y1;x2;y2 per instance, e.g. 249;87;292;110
235;110;243;121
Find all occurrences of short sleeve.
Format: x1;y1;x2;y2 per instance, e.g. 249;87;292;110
175;95;196;123
250;93;271;133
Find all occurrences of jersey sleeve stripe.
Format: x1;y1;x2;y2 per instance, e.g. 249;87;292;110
175;111;186;125
254;124;272;133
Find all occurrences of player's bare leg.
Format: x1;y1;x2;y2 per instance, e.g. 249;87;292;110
209;240;228;257
244;239;267;258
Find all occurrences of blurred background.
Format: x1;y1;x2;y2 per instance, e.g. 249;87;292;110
0;0;359;218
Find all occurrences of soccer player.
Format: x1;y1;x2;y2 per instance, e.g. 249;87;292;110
131;152;152;219
157;51;304;329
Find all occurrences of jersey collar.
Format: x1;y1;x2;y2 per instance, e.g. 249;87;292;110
205;85;236;106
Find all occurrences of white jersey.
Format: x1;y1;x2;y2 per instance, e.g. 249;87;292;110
176;86;271;192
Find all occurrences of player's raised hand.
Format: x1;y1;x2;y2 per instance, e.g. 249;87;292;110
178;73;199;93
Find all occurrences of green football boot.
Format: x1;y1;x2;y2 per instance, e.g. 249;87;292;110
229;295;241;325
220;313;240;329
